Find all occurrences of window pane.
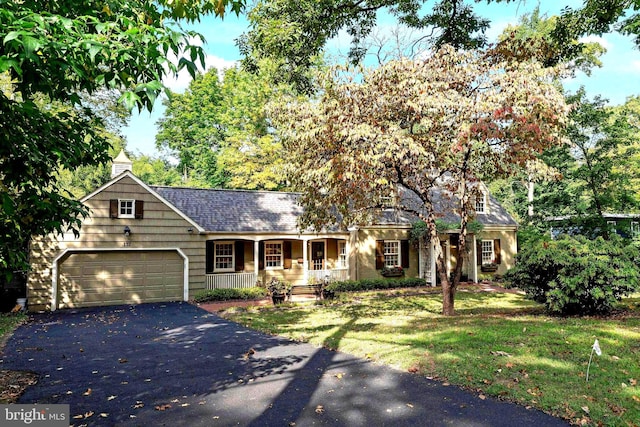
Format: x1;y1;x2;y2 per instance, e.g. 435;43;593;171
384;241;400;267
338;242;347;268
476;195;485;213
119;200;133;216
481;241;493;264
265;243;282;268
214;243;234;270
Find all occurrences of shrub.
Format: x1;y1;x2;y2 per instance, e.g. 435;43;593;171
504;234;639;315
192;287;268;303
326;277;427;293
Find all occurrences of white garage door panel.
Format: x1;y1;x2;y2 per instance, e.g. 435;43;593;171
58;251;183;309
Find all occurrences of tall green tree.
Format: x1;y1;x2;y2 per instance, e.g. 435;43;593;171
216;66;289;190
156;69;227;187
553;0;640;51
493;7;605;74
272;46;569;315
0;0;244;280
536;90;639;231
156;65;292;190
495;90;640;238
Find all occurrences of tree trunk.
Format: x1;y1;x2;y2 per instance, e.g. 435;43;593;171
432;234;456;316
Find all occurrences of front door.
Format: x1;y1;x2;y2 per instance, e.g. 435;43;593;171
311;241;325;270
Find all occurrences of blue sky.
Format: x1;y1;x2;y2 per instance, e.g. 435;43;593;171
123;1;640;156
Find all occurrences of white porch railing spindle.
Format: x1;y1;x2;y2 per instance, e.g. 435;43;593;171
206;272;258;290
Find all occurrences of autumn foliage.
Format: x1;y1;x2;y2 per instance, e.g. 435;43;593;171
272;45;570;315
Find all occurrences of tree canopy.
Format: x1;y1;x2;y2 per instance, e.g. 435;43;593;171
239;0;490;93
0;0;244;280
272;45;569;314
156;65;292;190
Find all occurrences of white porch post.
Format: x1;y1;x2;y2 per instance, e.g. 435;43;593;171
254;240;259;281
348;226;359;281
472;234;478;283
302;238;309;283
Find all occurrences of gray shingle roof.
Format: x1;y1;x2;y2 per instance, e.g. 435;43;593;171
150;185;517;233
376;186;518;227
151;186;303;233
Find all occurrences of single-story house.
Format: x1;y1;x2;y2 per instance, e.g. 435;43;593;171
27;153;518;311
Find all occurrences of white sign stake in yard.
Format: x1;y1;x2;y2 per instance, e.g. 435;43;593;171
586;339;602;382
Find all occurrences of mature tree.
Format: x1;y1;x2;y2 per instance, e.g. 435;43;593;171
216;66;290;190
132;155;183;187
157;65;291;190
239;0;490;93
609;96;640;201
533;90;639;233
493;7;605;74
272;45;569;315
0;0;244;280
156;69;227;187
553;0;640;51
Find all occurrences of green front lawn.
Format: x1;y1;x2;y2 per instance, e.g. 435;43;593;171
222;287;640;426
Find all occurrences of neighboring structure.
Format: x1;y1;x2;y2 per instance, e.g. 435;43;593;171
548;213;640;239
27;155;518;311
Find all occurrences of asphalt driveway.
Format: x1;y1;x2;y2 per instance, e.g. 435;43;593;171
1;302;568;426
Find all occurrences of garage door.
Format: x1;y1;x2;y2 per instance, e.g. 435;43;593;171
58;251;183;309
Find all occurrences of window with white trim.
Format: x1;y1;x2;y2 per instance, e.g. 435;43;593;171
337;241;347;268
632;221;640;236
383;240;401;267
119;199;135;218
481;240;494;264
214;241;234;272
264;241;283;269
475;193;486;214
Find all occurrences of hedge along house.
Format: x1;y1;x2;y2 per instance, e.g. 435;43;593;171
27;153;518;312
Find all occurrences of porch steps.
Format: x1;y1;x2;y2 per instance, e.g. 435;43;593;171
289;284;322;299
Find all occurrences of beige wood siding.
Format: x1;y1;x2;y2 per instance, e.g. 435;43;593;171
355;228;418;280
57;251;183;309
477;228;518;277
28;175;204;311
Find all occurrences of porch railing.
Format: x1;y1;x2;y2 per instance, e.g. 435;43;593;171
308;268;349;283
206;272;258;290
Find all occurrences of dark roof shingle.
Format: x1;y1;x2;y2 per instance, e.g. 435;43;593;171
151;185;517;232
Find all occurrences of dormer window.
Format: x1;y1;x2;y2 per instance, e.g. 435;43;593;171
475;192;487;214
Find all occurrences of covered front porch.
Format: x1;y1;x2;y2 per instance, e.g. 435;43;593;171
204;236;350;290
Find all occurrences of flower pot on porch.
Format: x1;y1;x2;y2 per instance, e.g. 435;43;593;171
322;289;335;300
271;294;286;305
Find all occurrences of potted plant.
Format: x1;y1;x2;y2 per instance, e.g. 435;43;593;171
381;265;404;277
266;277;291;304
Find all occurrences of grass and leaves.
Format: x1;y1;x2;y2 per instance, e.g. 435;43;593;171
221;287;640;426
0;312;25;344
0;312;37;404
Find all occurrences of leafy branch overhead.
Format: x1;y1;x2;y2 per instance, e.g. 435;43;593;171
1;0;244;111
240;0;491;93
0;0;245;281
